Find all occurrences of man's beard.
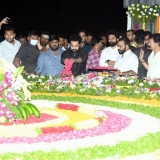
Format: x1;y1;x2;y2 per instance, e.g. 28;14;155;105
6;38;14;43
71;49;78;53
51;46;58;51
129;39;134;42
118;47;126;55
145;44;150;49
108;41;117;47
86;42;91;45
40;41;48;47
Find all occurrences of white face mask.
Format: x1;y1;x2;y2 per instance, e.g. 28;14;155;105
30;39;38;46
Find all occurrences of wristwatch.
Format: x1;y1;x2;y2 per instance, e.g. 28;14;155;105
107;60;110;63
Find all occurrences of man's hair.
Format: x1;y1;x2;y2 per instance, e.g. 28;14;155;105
135;29;144;37
4;26;15;33
135;35;144;45
28;30;39;37
126;29;135;35
78;30;87;36
149;33;160;45
17;35;27;40
49;35;59;42
87;32;94;37
118;31;127;38
144;31;152;37
106;29;119;39
90;37;102;47
118;37;130;46
69;34;81;43
40;31;50;37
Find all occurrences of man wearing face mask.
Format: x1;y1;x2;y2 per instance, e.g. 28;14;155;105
114;38;138;76
13;30;40;73
61;34;88;77
99;30;120;67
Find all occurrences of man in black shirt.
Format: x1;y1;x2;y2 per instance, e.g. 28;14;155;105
133;35;151;79
61;34;88;77
13;30;40;73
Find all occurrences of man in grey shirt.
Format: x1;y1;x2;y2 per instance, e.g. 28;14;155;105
13;30;40;73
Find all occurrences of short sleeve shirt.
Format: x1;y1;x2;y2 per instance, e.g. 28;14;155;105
15;42;40;73
35;48;64;76
114;50;138;73
99;46;120;67
0;39;21;63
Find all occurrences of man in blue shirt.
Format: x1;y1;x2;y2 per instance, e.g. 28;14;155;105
35;35;64;76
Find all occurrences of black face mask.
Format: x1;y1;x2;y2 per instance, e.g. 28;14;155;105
108;41;117;47
118;47;126;55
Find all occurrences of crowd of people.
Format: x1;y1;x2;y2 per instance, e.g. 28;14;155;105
0;17;160;79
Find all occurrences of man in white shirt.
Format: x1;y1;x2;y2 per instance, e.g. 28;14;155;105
139;33;160;79
114;38;138;76
0;26;21;63
99;30;120;67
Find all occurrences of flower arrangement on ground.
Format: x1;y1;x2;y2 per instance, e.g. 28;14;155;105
23;71;160;100
0;58;40;122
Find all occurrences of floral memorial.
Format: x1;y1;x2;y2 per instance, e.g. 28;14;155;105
0;57;160;160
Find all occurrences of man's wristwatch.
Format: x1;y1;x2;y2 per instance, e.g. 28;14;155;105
107;59;110;63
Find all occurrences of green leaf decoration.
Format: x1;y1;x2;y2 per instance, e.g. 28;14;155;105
14;66;24;78
0;72;4;81
35;127;42;135
16;91;25;101
23;102;40;118
11;106;23;119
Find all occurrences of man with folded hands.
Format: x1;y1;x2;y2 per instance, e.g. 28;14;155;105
139;33;160;79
